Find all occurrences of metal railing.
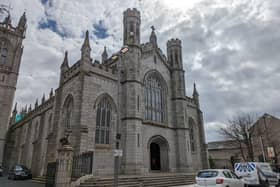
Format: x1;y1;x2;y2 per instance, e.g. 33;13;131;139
71;151;93;179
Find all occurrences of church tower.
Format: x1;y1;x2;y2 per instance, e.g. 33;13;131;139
167;39;193;172
0;12;26;164
121;8;143;174
123;8;141;46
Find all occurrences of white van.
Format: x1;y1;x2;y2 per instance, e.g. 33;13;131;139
234;162;278;186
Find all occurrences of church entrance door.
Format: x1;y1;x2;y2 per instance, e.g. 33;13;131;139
148;135;169;172
150;143;161;170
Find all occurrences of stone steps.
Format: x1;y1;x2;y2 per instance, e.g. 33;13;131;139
32;176;46;184
79;173;195;187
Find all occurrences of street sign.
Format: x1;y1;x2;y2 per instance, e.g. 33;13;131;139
114;149;123;157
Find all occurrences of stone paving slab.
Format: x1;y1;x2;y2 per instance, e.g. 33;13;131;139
0;176;44;187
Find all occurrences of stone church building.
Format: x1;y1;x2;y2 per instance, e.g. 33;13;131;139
2;8;208;177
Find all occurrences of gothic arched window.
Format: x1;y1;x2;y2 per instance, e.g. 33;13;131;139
0;41;8;64
63;96;73;129
144;73;165;123
34;121;39;141
189;118;195;152
95;97;112;144
48;114;53;132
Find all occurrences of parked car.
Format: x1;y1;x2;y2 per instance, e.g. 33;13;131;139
271;164;280;186
234;162;278;187
195;169;245;187
0;165;3;176
8;164;32;180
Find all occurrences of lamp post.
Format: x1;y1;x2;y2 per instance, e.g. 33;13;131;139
111;46;129;187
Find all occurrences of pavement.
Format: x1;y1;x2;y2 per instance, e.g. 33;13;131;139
0;176;44;187
0;175;195;187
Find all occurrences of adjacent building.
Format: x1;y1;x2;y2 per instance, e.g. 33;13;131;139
208;140;242;169
250;113;280;163
208;113;280;169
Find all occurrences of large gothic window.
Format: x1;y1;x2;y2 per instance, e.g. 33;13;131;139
189;118;196;152
144;74;165;123
48;114;53;132
95;97;112;144
0;41;8;64
63;96;74;129
34;121;40;141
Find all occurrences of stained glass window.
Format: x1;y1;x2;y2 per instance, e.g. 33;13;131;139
189;118;195;152
95;97;112;144
64;96;73;129
48;114;53;132
0;41;8;64
145;74;165;123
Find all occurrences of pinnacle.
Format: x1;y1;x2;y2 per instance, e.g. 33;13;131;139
193;82;199;96
82;30;91;50
61;51;69;68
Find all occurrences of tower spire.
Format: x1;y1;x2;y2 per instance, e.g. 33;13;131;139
81;30;91;61
49;88;54;98
150;26;157;48
42;93;45;104
17;12;27;33
193;82;199;97
193;82;200;107
61;51;69;68
102;46;108;63
60;51;69;86
35;98;38;108
3;14;12;25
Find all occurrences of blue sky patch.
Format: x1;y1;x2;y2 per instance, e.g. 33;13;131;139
39;18;67;37
93;20;109;39
41;0;48;5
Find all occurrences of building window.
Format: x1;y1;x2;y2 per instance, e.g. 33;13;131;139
95;97;112;144
189;118;195;152
0;41;8;64
144;74;165;123
34;121;40;141
48;114;53;132
63;96;73;129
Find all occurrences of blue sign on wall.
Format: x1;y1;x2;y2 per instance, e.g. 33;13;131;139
15;114;23;122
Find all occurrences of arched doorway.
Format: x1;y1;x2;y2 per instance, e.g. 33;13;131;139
150;143;161;170
148;136;169;172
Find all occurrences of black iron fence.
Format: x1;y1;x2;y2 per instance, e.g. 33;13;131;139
46;162;57;187
71;151;93;179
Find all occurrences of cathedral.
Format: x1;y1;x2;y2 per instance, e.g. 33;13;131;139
1;8;208;177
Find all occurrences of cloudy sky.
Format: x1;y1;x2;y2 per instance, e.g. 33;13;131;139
2;0;280;142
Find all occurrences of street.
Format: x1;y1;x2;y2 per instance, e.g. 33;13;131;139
0;176;44;187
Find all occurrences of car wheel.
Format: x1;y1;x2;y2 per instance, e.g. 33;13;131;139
265;180;269;187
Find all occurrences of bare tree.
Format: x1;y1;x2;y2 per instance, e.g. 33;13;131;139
219;114;255;161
